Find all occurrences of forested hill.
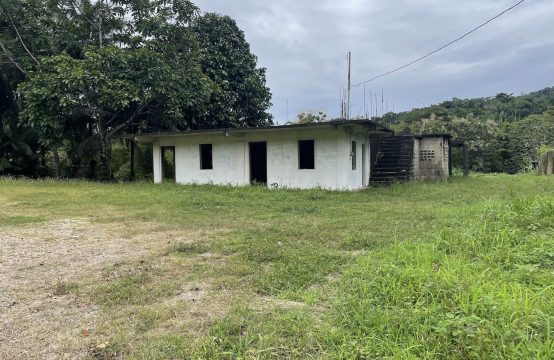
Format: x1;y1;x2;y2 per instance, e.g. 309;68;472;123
384;86;554;126
378;86;554;174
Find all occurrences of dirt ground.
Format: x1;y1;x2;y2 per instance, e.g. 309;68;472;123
0;219;221;359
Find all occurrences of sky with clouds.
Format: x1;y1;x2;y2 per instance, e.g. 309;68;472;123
193;0;554;123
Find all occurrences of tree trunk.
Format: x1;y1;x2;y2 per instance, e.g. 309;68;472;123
68;148;80;178
52;147;61;178
547;151;553;176
98;135;112;181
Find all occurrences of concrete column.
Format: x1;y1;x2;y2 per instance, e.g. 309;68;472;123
153;143;162;184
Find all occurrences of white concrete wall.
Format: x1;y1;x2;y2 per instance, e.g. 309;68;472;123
151;127;371;190
153;137;248;186
343;134;368;189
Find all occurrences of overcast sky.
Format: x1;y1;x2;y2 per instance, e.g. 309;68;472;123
194;0;554;123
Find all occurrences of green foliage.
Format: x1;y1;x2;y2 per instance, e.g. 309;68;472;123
1;0;272;179
192;13;273;128
0;115;45;176
382;88;554;173
111;140;152;182
538;145;554;158
20;45;207;139
18;45;208;178
290;111;328;124
0;59;45;176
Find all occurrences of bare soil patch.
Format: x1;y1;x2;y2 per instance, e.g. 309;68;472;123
0;219;213;359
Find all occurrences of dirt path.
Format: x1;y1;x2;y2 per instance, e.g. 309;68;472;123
0;219;193;359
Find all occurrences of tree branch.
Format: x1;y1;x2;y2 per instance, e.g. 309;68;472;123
0;0;39;65
66;0;99;31
83;107;114;118
105;109;122;126
107;105;150;138
0;38;26;74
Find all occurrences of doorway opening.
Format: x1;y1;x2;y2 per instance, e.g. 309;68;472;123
249;142;267;185
161;146;176;182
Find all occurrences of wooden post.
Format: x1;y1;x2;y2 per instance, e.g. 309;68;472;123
547;151;553;176
463;143;469;177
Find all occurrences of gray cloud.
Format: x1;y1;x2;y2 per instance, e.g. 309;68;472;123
193;0;554;123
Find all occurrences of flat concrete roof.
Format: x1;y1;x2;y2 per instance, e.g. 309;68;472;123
134;119;392;142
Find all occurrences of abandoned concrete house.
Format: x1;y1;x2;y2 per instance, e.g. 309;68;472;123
135;120;452;190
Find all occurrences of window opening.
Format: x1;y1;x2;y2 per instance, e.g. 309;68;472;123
352;141;357;170
200;144;213;170
299;140;315;169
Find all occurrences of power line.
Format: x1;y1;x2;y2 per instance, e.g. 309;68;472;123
353;0;527;87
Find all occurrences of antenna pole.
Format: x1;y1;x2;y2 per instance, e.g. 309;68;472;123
375;92;378;118
347;52;351;120
363;84;367;119
381;88;384;117
340;87;344;119
369;89;373;120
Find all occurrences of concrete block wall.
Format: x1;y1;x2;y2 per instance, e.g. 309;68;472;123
413;136;450;181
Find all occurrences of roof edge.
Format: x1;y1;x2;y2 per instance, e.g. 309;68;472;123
132;119;392;142
414;133;452;139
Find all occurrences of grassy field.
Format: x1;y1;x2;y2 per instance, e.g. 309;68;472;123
1;175;553;359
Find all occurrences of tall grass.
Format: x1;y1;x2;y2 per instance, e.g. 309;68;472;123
330;197;554;359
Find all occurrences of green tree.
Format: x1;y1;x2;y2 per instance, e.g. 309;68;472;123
192;13;273;128
503;108;554;173
3;1;273;178
289;111;328;125
0;71;43;176
20;46;210;178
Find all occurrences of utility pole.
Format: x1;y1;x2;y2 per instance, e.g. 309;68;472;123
347;52;351;120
